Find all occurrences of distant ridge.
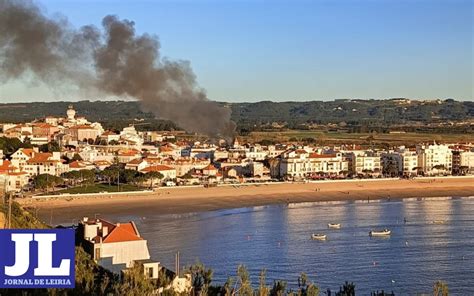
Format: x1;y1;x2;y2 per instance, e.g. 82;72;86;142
0;99;472;127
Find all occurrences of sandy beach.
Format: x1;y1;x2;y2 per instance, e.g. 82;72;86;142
18;176;474;223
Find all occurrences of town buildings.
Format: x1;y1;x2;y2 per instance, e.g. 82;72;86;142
0;105;473;194
417;144;453;176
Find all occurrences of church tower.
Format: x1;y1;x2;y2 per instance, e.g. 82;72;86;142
67;105;76;121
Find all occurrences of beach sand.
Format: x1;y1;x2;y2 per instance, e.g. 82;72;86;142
18;177;474;223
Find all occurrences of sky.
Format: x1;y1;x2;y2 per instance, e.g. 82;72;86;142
0;0;472;102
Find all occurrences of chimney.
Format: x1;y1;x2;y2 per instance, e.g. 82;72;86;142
102;226;108;237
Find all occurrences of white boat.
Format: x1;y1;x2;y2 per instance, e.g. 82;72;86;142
432;220;446;225
312;233;327;240
328;223;341;229
369;229;391;237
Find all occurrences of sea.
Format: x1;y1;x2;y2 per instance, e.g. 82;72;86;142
56;196;474;295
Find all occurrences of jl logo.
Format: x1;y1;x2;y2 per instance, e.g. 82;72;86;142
0;229;75;289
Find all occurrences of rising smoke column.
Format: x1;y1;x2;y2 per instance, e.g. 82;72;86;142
0;0;235;139
0;0;98;87
94;15;236;138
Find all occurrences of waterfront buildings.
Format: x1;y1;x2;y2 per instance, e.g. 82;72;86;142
417;144;453;176
0;105;473;194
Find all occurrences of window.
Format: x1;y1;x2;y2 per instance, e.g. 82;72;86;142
146;267;153;278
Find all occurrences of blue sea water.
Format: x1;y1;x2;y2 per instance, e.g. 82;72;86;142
66;197;474;294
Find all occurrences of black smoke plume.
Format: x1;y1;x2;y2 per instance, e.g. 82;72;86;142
0;0;235;139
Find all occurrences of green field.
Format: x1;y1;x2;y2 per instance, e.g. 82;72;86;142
44;183;143;195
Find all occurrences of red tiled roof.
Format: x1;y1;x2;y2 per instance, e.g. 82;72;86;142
33;123;55;128
102;130;118;136
309;153;337;159
127;158;144;165
103;222;142;243
118;149;140;156
27;153;54;163
141;165;174;172
69;125;95;130
160;146;174;152
203;164;217;171
69;161;86;168
0;160;15;173
20;148;35;157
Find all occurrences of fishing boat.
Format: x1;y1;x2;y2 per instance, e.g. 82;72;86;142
369;229;391;237
311;233;327;240
328;223;341;229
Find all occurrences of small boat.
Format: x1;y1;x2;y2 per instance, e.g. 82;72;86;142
432;220;446;225
369;229;391;237
312;233;327;240
328;223;341;229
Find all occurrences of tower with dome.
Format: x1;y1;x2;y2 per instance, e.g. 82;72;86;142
66;105;76;121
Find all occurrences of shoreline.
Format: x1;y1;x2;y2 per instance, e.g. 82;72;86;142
19;177;474;224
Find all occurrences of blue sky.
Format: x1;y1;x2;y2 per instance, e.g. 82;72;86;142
1;0;472;102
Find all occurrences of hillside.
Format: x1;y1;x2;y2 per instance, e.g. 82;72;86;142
0;99;472;131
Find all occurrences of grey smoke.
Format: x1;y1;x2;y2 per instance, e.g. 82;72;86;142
0;0;235;138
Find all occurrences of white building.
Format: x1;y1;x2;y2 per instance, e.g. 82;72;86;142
245;145;268;161
10;148;38;171
348;151;382;176
460;150;474;174
140;165;177;181
120;126;143;147
279;149;349;178
23;152;68;176
79;218;152;268
382;148;418;176
417;144;452;175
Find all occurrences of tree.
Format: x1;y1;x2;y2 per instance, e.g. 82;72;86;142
297;273;319;296
258;269;270;296
270;280;287;296
384;161;399;177
134;175;147;188
302;137;316;144
114;263;154;296
186;263;213;295
459;166;469;175
236;265;253;296
0;137;24;156
362;169;373;176
79;169;96;187
39;141;60;152
335;281;355;296
33;174;63;192
146;171;164;189
122;169;139;184
223;277;235;296
433;281;449;296
157;268;173;291
101;167;118;186
61;171;81;186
